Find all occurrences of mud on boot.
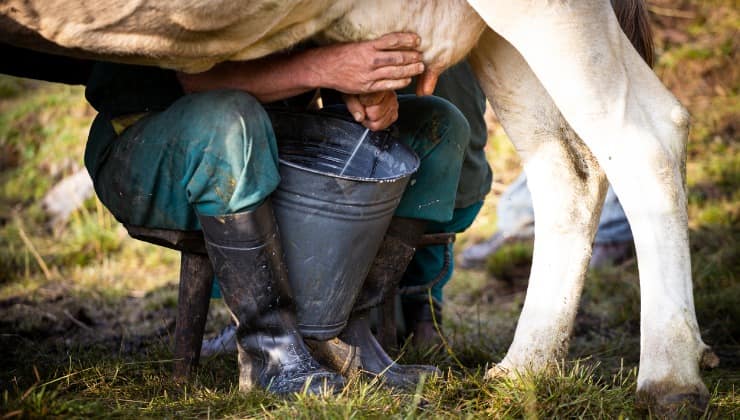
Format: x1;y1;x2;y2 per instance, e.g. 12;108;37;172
199;199;344;396
307;217;441;389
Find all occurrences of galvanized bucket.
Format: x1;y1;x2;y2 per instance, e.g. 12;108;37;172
269;110;419;340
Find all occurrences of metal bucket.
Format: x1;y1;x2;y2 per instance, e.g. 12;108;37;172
269;110;419;340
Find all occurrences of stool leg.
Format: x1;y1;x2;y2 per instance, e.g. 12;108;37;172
173;251;214;381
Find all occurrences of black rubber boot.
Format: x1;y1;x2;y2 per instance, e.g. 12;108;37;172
199;199;344;396
402;297;444;350
308;217;440;388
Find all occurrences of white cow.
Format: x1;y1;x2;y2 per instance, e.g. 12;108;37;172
0;0;715;412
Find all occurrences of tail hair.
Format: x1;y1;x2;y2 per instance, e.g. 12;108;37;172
611;0;655;67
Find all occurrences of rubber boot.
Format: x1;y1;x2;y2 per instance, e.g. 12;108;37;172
403;297;444;350
308;217;441;388
199;199;344;395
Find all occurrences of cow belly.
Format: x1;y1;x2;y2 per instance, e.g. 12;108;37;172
2;0;484;73
1;0;354;72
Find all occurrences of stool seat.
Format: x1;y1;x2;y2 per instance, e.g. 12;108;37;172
124;225;213;381
125;225;206;254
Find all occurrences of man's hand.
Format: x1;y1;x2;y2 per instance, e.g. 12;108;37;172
344;91;399;131
311;33;425;94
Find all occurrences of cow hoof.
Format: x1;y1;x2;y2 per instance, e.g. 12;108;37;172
700;348;720;369
637;385;710;418
484;364;509;380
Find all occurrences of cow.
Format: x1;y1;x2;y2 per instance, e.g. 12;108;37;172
0;0;716;413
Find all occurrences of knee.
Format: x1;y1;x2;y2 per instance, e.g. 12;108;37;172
426;96;470;147
180;91;280;214
182;90;276;158
647;102;689;171
668;103;690;157
189;89;266;118
407;96;471;159
644;103;690;180
178;89;279;181
188;89;272;138
670;104;690;133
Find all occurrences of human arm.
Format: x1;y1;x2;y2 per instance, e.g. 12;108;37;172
176;32;425;105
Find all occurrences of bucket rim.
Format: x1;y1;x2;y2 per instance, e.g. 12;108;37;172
278;138;419;182
271;110;420;182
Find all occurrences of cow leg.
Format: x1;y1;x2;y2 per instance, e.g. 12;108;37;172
468;0;710;410
470;28;607;376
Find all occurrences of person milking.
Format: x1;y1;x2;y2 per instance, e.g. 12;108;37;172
84;32;471;394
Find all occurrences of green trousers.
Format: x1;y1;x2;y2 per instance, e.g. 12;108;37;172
85;90;470;231
399;60;490;303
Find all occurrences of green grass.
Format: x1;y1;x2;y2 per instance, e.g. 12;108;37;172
1;0;739;417
484;241;533;282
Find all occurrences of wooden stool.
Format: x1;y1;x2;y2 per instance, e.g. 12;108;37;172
125;225;214;381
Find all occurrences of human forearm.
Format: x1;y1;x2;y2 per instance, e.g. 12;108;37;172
177;33;425;104
177;50;322;103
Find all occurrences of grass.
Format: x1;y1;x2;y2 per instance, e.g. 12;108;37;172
1;0;739;417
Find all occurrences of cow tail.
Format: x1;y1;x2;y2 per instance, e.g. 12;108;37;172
611;0;655;67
